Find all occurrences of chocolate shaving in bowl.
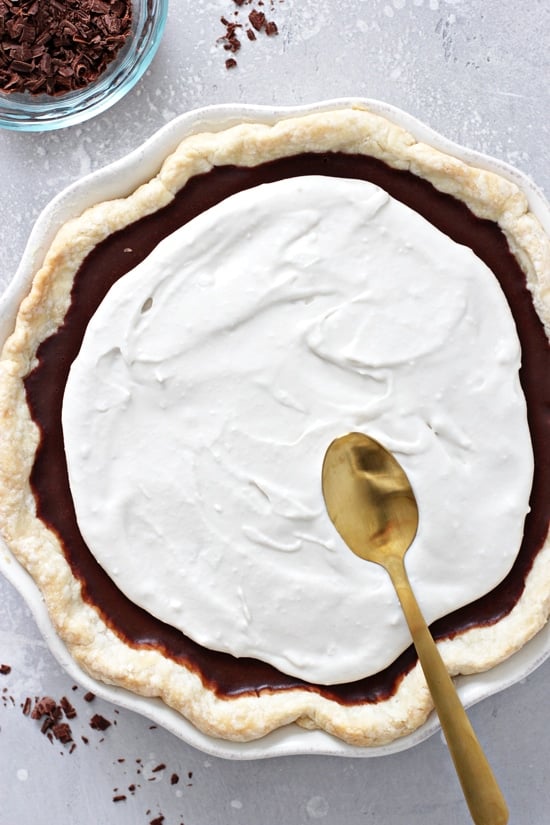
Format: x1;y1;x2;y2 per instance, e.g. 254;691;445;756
0;0;132;96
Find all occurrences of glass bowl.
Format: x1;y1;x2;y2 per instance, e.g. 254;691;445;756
0;0;168;132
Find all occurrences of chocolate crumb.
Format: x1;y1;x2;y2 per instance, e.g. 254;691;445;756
0;664;11;675
83;691;96;702
90;713;111;731
52;722;73;744
150;816;165;825
152;763;166;773
249;9;267;31
113;795;127;803
170;773;179;785
31;696;58;719
60;696;77;719
221;1;283;68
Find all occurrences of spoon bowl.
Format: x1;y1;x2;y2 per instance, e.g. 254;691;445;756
322;432;508;825
321;431;418;566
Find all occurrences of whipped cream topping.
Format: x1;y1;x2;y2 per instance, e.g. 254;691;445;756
62;175;533;685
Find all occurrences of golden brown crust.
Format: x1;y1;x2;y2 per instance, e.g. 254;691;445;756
0;107;549;746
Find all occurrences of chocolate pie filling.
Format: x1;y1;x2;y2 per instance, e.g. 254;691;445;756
24;152;550;703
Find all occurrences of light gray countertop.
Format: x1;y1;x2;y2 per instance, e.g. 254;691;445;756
1;2;549;823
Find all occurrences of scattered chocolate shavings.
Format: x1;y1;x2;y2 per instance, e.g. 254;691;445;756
1;689;15;708
220;16;241;53
0;0;132;96
6;676;196;819
31;696;58;720
52;721;73;744
0;664;11;675
219;0;281;68
29;695;75;748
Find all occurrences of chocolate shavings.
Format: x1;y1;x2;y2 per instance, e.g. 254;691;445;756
0;0;132;96
219;0;281;68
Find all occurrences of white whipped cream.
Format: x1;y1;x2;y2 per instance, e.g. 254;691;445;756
62;176;533;685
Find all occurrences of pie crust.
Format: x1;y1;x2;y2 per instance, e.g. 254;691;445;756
0;107;549;746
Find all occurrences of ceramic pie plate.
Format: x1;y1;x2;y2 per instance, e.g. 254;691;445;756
1;98;549;760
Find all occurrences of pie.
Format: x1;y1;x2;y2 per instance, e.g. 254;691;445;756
0;106;549;746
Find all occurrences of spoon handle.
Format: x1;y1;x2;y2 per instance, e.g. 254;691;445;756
386;557;509;825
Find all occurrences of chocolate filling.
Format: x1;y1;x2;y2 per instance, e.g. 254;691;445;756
24;152;550;704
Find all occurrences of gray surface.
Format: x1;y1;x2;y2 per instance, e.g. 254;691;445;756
1;1;549;823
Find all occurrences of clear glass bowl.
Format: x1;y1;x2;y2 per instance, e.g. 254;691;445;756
0;0;168;132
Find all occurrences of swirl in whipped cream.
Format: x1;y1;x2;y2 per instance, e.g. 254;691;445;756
62;176;533;684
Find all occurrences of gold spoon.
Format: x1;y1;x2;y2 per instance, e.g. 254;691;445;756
321;432;509;825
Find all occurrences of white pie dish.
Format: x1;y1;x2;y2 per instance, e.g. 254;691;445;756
0;98;549;759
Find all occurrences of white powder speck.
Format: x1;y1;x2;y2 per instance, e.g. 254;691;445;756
230;799;243;810
306;796;329;819
17;769;28;781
